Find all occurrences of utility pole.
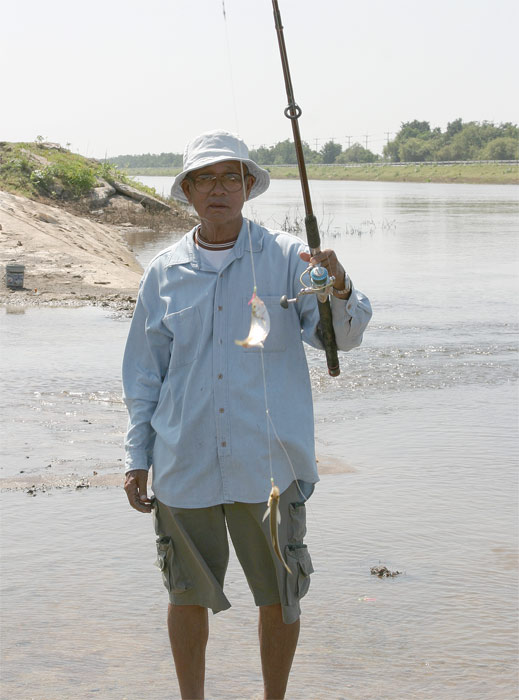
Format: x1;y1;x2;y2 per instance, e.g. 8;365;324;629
363;134;370;150
385;131;392;144
314;137;320;151
345;135;352;149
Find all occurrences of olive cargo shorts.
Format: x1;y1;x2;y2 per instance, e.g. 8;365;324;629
152;481;314;624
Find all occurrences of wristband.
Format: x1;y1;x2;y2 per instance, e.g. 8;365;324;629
332;273;352;299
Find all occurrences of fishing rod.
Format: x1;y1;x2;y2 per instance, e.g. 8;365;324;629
271;0;340;377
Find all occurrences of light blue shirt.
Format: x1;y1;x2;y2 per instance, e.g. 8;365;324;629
122;219;372;508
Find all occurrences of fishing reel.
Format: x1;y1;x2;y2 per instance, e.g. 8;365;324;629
280;265;336;308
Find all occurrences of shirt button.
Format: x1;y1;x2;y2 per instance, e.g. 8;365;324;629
217;373;223;380
221;441;227;447
218;305;223;311
219;408;224;413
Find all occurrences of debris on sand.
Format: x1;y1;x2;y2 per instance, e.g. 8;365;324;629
26;483;47;497
75;478;90;490
370;564;402;578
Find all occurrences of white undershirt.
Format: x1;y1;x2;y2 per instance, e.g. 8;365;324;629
196;244;232;270
195;241;234;271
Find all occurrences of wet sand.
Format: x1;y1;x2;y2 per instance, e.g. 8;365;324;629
0;456;356;495
0;189;142;310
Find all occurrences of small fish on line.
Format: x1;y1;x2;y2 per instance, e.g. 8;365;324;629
235;291;270;349
263;480;292;574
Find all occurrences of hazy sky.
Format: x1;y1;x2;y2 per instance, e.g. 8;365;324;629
3;0;518;158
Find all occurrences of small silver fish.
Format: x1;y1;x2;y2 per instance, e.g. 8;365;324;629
263;481;292;574
235;291;270;349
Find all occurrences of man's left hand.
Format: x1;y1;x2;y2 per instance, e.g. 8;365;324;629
299;249;346;291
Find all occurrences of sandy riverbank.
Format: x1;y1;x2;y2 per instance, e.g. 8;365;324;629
0;189;164;311
0;454;356;496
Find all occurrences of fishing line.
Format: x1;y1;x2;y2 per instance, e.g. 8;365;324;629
221;1;306;502
221;1;241;137
220;3;332;577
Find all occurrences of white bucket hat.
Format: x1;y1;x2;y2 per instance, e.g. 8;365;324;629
170;130;270;203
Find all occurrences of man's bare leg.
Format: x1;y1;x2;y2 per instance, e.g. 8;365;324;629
167;603;208;700
259;603;300;700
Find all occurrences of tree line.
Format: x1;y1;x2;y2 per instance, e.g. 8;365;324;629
383;119;518;162
108;120;518;168
108;152;184;169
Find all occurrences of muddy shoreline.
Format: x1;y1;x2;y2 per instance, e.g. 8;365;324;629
0;455;356;495
0;189;192;312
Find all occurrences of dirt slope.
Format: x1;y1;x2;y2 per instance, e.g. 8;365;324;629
0;189;144;309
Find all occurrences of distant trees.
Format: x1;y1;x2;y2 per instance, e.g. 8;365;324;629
108;152;183;169
250;139;378;165
384;120;519;162
321;140;342;164
336;143;378;163
108;120;518;169
481;137;519;160
249;140;320;165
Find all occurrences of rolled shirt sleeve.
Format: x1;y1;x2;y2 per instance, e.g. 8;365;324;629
329;286;373;351
295;245;372;351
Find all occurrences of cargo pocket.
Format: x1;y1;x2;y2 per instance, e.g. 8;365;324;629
288;502;307;543
284;544;314;607
155;536;190;594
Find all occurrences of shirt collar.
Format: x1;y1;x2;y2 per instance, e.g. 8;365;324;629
165;218;263;268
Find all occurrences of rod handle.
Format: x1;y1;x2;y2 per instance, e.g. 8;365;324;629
317;298;340;376
305;214;321;252
304;214;340;376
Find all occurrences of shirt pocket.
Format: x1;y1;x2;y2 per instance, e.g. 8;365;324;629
238;295;287;353
162;306;202;369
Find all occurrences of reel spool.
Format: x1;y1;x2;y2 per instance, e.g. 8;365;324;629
280;265;336;308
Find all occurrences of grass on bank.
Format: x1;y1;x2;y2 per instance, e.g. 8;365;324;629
0;141;198;232
121;161;518;185
0;141;164;201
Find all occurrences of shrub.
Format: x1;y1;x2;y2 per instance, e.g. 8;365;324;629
337;143;378;163
480;137;519;160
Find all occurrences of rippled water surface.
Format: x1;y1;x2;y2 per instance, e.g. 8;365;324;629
1;180;518;698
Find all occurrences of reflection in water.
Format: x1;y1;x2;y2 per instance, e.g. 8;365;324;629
1;180;518;698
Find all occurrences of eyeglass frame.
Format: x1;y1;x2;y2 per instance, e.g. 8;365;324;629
186;170;254;194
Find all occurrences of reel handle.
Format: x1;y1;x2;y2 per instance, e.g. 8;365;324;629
280;295;297;308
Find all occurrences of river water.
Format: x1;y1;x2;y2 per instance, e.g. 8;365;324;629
1;179;518;699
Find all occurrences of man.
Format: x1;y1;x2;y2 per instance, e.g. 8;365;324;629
122;130;372;699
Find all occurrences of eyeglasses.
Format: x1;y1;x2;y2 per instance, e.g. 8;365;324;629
188;172;250;194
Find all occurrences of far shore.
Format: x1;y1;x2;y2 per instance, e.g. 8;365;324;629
123;160;519;185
